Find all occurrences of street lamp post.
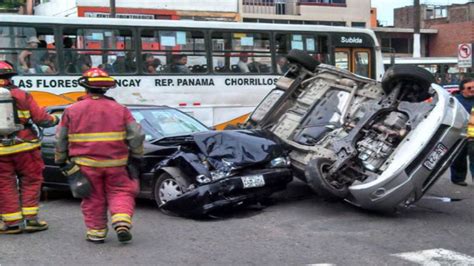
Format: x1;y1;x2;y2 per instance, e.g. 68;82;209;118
413;0;421;58
110;0;116;18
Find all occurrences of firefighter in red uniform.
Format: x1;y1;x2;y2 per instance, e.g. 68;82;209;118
0;61;59;234
55;68;144;243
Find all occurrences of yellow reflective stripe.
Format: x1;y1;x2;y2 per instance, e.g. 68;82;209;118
112;218;131;224
68;131;126;142
468;127;474;138
111;213;132;224
2;212;23;222
73;157;128;167
87;228;108;237
0;142;41;156
17;109;31;119
88;77;115;82
22;206;39;216
64;164;81;176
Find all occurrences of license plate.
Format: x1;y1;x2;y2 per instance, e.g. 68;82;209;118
423;143;448;170
241;175;265;189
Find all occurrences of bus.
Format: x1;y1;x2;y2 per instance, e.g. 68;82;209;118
383;57;473;91
0;15;384;128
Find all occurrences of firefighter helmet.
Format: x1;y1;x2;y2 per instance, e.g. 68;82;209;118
0;61;17;79
78;68;116;91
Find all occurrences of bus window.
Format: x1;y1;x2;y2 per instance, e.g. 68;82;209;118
140;30;206;74
275;33;329;73
212;31;271;74
62;28;135;74
353;50;370;77
0;25;56;75
335;49;349;70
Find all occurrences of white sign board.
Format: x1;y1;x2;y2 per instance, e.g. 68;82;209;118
84;12;154;19
458;43;472;68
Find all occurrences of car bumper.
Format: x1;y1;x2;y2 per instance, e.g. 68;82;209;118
161;168;293;216
347;85;469;211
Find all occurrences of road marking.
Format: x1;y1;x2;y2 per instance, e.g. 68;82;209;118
393;248;474;265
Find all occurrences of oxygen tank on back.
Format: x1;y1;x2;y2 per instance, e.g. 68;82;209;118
0;87;23;136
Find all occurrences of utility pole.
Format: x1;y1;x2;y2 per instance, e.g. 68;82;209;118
413;0;421;57
110;0;116;18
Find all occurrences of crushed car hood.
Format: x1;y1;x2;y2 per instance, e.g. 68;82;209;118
192;130;287;170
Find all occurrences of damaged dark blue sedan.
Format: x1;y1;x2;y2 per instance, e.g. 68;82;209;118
41;105;293;217
155;130;293;216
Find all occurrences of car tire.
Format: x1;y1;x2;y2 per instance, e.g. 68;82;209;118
382;65;435;100
286;49;320;71
153;172;190;214
305;158;349;200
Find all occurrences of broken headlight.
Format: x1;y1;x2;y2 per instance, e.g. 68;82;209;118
210;169;234;181
268;157;290;168
196;174;212;184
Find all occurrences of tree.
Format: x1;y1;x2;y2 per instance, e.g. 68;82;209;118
0;0;26;9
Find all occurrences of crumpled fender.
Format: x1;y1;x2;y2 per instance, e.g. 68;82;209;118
155;166;190;190
157;151;211;179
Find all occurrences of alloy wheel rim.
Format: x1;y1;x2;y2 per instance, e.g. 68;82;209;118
159;178;183;204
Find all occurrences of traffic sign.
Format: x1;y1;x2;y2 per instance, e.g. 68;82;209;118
458;43;472;68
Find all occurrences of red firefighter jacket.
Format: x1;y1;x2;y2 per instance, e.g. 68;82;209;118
55;94;144;167
0;85;58;156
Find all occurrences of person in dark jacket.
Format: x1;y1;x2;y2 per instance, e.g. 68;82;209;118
450;78;474;186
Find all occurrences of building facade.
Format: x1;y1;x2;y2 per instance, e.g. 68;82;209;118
241;0;371;27
373;27;436;57
34;0;240;21
393;2;474;57
34;0;372;27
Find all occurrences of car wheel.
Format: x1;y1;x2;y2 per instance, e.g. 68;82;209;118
305;158;349;200
286;49;320;71
382;65;435;101
154;172;190;211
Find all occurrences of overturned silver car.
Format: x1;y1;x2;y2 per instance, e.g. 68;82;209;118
245;50;469;211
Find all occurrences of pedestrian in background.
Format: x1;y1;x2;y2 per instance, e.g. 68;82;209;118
18;36;40;74
55;68;144;243
450;77;474;186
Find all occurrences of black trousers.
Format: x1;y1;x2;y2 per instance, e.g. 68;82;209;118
450;141;474;182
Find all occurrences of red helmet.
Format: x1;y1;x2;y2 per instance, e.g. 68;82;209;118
78;68;116;91
0;61;17;79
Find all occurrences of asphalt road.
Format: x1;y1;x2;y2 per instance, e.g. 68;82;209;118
1;172;473;265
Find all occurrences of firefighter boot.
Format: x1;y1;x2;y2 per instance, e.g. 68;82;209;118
0;222;22;234
115;226;132;243
112;214;133;243
86;229;107;244
23;218;48;233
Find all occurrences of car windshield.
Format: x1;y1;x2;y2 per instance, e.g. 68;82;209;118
42;107;208;142
131;108;208;141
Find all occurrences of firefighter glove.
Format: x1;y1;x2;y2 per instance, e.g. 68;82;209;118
61;161;91;199
127;157;144;180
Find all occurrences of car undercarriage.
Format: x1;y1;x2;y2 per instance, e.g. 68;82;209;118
244;50;468;211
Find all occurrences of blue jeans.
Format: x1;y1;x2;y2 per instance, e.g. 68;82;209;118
450;141;474;182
